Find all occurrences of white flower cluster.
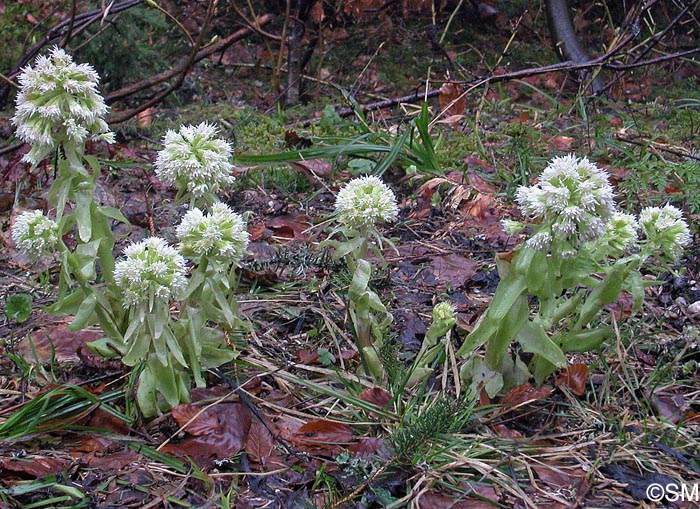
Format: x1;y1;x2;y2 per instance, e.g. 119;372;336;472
514;155;691;261
335;175;398;231
12;47;114;164
176;202;249;264
639;204;691;259
599;212;639;256
12;210;59;256
516;155;616;253
155;122;235;198
114;237;188;309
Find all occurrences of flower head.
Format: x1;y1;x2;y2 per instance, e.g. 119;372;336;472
334;175;398;230
155;122;235;198
501;219;526;235
176;202;249;263
597;212;639;256
433;301;457;323
12;47;114;164
114;237;188;309
12;210;59;256
516;155;616;251
639;204;691;260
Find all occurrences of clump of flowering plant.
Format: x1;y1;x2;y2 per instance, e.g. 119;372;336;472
326;175;398;381
12;46;114;166
111;237;191;416
458;155;691;398
11;46;125;312
10;49;241;418
155;122;235;206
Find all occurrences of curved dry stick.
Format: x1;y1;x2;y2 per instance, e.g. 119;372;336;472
106;13;273;123
108;0;218;124
298;38;700;127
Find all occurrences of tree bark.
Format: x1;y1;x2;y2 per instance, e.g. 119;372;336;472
285;0;317;106
546;0;606;95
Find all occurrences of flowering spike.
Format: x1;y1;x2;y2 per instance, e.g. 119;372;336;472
11;210;59;256
114;237;188;309
516;155;616;252
176;202;249;263
639;204;691;260
154;122;235;198
12;47;114;164
334;175;398;231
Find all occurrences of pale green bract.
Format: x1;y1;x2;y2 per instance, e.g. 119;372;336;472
429;301;457;341
516;154;616;254
334;175;398;230
176;202;249;263
12;210;59;255
12;46;114;164
433;301;456;323
639;204;691;259
114;237;188;309
154;122;235;198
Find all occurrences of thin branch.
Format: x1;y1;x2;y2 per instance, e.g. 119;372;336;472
229;0;282;41
8;0;143;78
604;47;700;70
630;0;700;66
0;142;24;157
105;13;273;109
107;0;218;124
60;0;78;47
297;43;700;127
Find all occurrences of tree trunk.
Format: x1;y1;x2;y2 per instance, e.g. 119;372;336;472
285;0;318;106
546;0;606;95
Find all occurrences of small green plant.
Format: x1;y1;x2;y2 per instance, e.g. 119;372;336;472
4;293;33;323
408;301;457;386
391;394;474;462
457;155;691;398
325;175;398;381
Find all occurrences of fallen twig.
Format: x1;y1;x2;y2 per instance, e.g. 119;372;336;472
105;13;273;119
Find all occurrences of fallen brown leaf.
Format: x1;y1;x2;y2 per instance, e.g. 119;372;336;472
266;214;311;240
500;383;552;407
554;363;589;396
439;82;466;129
430;254;478;289
17;325;103;364
290;419;354;456
0;456;69;479
417;484;500;508
163;400;252;468
548;135;575;151
358;387;392;409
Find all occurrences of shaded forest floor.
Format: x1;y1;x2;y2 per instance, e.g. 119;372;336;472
1;4;700;508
